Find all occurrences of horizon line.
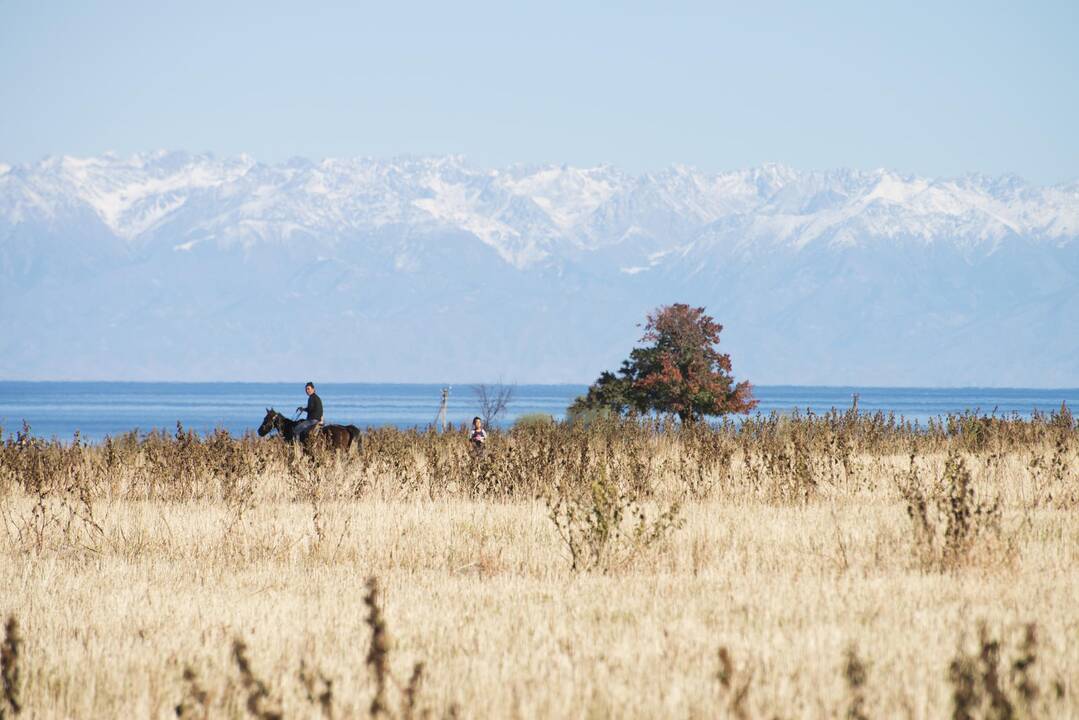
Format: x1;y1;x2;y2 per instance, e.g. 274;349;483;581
2;379;1078;393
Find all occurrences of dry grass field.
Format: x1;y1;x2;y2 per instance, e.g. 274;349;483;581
1;411;1077;718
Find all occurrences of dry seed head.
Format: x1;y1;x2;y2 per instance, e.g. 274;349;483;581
364;577;390;717
717;646;734;689
843;645;869;720
299;659;334;719
403;661;425;720
231;639;282;720
1;616;22;718
174;665;210;719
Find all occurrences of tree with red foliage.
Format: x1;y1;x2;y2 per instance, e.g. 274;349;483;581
570;304;756;423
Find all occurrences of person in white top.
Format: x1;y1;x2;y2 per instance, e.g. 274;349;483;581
469;416;487;452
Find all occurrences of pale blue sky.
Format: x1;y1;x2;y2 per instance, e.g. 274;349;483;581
2;0;1076;182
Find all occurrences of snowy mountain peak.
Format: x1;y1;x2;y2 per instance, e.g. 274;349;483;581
2;153;1078;262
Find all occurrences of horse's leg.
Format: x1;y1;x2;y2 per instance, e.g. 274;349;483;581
301;432;315;458
344;427;357;452
332;427;347;452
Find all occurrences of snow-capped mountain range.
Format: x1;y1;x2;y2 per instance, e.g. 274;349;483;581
3;151;1077;386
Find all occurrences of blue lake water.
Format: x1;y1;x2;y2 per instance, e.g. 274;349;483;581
0;382;1076;442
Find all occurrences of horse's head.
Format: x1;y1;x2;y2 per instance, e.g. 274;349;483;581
257;408;278;437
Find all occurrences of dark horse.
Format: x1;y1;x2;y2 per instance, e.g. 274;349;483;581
257;408;361;452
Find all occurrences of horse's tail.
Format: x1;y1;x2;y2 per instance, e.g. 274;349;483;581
346;424;362;449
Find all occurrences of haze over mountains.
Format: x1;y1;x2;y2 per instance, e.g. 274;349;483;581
2;151;1077;386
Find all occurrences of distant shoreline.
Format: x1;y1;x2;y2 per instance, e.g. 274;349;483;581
2;382;1076;443
2;380;1078;391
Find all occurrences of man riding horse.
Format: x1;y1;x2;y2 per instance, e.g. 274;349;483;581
257;382;361;452
295;381;323;442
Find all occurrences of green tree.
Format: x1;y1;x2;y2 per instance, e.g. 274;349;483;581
568;371;632;419
570;304;756;423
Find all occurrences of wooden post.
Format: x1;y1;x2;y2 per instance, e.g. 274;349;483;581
439;387;450;432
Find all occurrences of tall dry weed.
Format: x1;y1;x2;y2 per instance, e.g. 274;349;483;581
363;577;437;719
898;448;1010;572
546;463;682;572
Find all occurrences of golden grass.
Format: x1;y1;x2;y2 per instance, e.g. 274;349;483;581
0;415;1076;717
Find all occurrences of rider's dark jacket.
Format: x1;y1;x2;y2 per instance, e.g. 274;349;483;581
304;393;324;422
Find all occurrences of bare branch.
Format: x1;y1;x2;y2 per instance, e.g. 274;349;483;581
472;380;515;428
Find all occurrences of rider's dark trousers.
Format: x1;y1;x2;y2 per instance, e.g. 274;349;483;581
295;419;319;441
